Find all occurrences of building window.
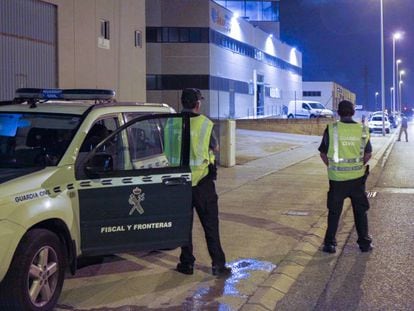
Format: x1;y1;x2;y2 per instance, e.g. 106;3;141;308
303;91;321;97
134;30;142;48
146;27;302;76
100;19;110;40
215;1;280;22
146;27;209;43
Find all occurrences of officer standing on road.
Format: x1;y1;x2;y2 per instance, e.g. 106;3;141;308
397;114;408;142
319;100;373;253
176;88;231;277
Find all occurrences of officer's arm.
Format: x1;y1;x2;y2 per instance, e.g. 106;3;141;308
363;152;372;165
318;127;329;167
210;128;219;152
320;152;329;167
363;139;372;165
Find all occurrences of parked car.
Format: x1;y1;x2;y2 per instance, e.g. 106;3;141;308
388;114;400;128
287;100;333;119
368;114;391;133
0;88;193;310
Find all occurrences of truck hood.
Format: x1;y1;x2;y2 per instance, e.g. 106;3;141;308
0;167;59;220
0;168;44;184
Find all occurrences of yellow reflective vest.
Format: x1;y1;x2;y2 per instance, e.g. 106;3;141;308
164;115;215;186
164;118;182;167
189;115;215;186
327;121;369;181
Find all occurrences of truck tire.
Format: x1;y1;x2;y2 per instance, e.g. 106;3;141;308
287;114;294;119
0;229;66;311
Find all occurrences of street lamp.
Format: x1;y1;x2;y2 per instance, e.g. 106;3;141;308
396;59;402;113
392;32;402;114
380;0;386;135
375;92;379;110
399;70;405;112
390;87;394;112
399;80;403;113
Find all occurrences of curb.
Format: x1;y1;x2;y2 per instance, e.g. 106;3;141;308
241;131;397;311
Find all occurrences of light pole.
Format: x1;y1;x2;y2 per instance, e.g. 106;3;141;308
380;0;386;135
392;32;402;115
396;59;402;113
399;80;403;113
390;87;394;112
399;70;405;112
375;92;379;110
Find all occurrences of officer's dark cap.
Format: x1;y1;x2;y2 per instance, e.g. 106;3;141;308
181;88;204;108
338;100;355;117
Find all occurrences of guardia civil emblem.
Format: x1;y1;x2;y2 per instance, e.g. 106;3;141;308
128;187;145;215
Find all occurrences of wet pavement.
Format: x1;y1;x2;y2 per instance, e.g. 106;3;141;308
56;127;397;311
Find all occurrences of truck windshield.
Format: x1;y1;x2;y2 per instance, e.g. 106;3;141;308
309;103;325;109
0;112;81;168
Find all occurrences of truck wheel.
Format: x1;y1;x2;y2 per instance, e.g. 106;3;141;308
287;114;294;119
0;229;66;311
310;115;316;118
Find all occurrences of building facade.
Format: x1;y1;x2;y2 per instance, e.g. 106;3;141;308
1;0;302;120
1;0;146;102
302;81;356;112
215;0;280;38
146;0;302;119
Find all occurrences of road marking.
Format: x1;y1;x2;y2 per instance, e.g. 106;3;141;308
284;211;310;216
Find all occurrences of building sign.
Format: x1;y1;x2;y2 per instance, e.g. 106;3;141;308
211;7;231;32
270;87;281;98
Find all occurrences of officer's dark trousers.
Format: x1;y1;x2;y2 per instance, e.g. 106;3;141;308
179;176;226;268
324;176;372;248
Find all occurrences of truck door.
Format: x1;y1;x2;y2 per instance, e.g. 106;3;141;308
75;113;192;256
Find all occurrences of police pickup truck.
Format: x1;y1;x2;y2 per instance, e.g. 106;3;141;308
0;89;192;310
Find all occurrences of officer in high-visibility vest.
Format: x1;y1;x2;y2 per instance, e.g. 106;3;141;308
175;88;231;277
319;100;373;253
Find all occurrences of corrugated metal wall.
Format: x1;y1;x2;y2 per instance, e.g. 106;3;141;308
0;0;57;100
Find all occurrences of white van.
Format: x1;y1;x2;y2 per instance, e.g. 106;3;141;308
287;100;333;119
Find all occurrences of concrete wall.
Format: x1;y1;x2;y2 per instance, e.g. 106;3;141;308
236;118;332;136
46;0;146;102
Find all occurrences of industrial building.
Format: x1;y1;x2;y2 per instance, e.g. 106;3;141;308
1;0;302;120
0;0;146;102
302;81;356;113
146;0;302;118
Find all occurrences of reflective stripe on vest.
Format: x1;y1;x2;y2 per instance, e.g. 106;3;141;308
327;122;368;181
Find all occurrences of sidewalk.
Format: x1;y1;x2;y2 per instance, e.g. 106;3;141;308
56;129;397;310
216;129;396;311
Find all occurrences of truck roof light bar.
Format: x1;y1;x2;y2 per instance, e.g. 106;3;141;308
15;88;115;101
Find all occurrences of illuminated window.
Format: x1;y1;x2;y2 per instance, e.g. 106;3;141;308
215;1;280;22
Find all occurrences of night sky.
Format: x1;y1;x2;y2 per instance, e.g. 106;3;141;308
280;0;413;112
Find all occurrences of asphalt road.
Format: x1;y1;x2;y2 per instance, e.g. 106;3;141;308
276;124;414;311
313;126;414;311
55;127;400;311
